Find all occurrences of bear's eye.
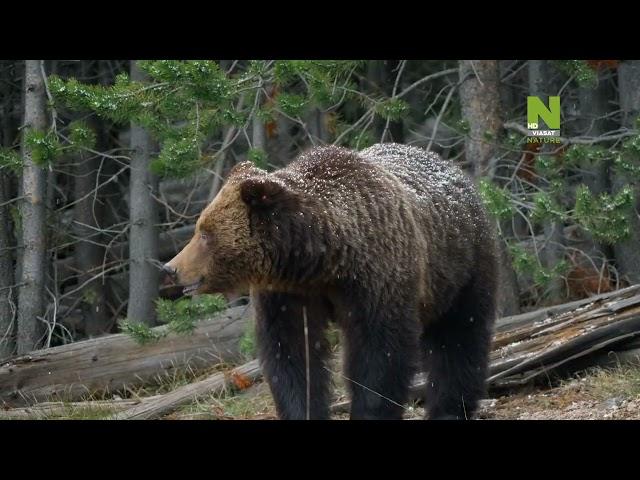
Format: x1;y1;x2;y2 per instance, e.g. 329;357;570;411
200;232;209;241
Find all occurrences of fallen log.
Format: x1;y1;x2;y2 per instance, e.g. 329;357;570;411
0;305;253;406
331;286;640;414
494;284;640;333
113;284;640;419
5;286;640;415
112;359;261;420
0;398;154;419
489;286;640;388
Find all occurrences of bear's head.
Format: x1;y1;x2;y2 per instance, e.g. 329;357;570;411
163;161;307;296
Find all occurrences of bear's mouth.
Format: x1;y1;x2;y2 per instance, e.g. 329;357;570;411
182;278;204;296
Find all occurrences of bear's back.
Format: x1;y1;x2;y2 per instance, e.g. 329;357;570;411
359;143;477;208
269;143;495;311
276;143;484;230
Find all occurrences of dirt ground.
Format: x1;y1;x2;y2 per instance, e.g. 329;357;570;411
169;363;640;420
478;378;640;420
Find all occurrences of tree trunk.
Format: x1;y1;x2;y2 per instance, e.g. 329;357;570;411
73;127;110;336
0;62;17;359
495;236;521;317
529;60;565;303
16;60;48;354
612;61;640;285
252;107;266;152
72;63;110;336
0;171;15;358
127;61;159;326
368;60;405;143
577;72;614;194
570;70;616;296
307;109;328;145
383;60;404;143
459;60;519;315
208;60;237;201
458;60;502;178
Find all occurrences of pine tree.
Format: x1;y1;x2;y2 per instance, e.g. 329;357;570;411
17;60;49;353
127;61;160;326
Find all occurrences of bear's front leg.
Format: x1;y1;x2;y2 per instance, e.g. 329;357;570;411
253;291;332;420
341;291;420;420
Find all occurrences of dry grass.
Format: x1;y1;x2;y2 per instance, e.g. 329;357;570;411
578;362;640;401
170;380;276;420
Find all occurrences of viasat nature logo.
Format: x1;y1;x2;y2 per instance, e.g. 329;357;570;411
527;96;561;144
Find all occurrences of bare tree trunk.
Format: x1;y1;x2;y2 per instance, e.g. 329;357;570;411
0;174;15;358
0;62;17;358
458;60;502;178
252;109;266;152
571;70;616;295
459;60;519;315
529;60;565;303
612;61;640;285
17;61;49;354
72;62;110;336
307;108;329;145
383;60;404;143
577;73;613;195
207;59;236;200
127;61;159;326
73;130;110;335
368;60;405;143
495;236;521;317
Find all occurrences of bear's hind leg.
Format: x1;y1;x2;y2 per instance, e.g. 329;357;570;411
342;295;420;420
421;279;495;420
254;291;332;420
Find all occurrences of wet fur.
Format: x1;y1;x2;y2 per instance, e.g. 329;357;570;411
174;143;498;420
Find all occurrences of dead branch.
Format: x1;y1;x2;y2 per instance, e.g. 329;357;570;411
112;359;261;420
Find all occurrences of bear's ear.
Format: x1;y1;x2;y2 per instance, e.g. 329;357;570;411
239;177;289;209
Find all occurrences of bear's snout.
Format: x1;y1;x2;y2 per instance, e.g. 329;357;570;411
160;263;177;287
162;263;177;278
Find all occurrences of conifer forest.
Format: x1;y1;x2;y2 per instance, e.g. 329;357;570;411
2;60;640;420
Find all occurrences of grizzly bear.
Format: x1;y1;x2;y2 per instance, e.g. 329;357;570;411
164;143;498;420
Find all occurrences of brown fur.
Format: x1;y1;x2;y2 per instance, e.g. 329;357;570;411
166;143;498;420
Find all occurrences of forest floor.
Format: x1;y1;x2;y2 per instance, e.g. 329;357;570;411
478;366;640;420
4;355;640;420
165;362;640;420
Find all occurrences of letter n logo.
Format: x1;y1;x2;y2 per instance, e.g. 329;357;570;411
527;96;560;130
